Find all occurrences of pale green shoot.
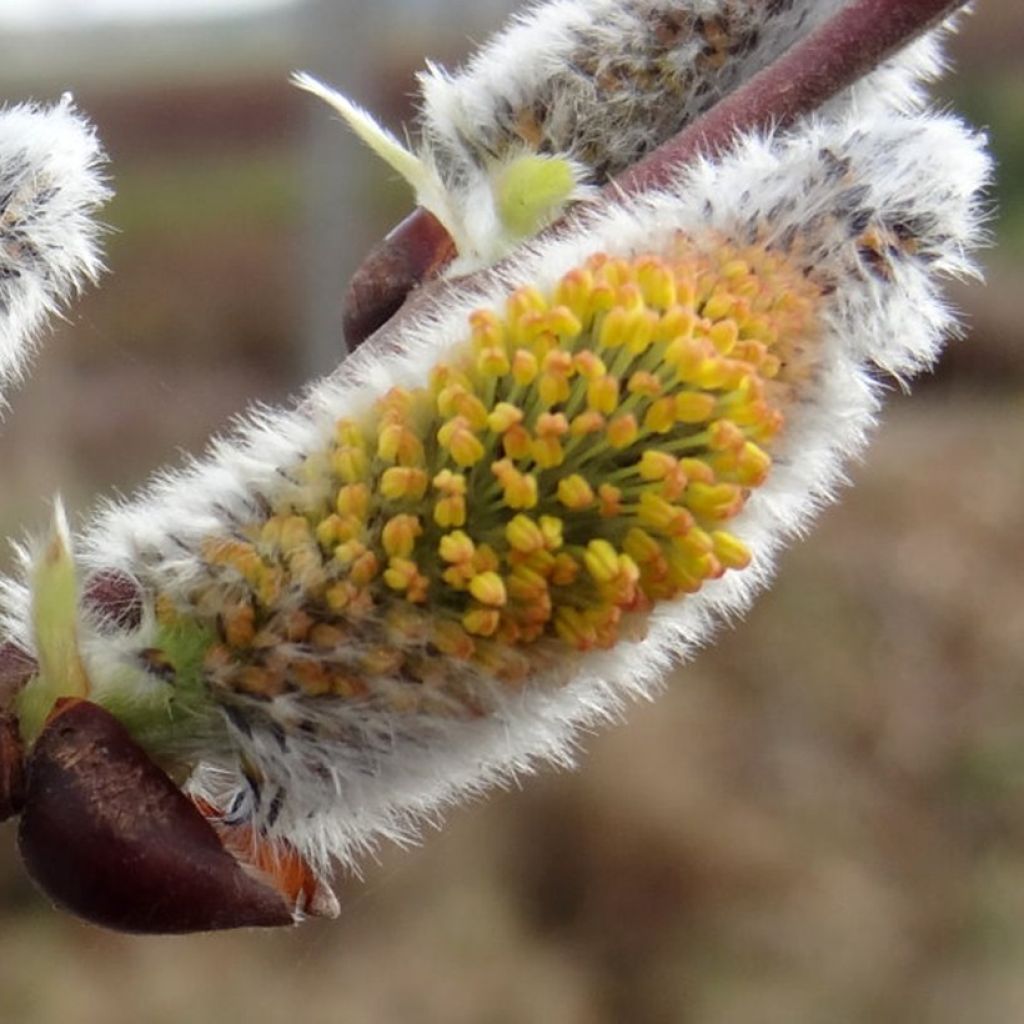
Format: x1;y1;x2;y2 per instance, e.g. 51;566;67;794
494;154;579;241
18;501;89;743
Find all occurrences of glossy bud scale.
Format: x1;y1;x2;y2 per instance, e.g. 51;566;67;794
18;699;295;933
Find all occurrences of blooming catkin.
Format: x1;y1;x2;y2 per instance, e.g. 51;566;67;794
0;96;109;409
2;95;988;879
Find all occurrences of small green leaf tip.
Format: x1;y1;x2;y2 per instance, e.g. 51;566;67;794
19;500;89;743
495;154;580;240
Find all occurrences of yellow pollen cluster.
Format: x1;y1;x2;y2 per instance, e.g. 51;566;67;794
167;240;821;712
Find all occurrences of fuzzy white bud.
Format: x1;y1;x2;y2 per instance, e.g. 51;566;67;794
0;95;110;409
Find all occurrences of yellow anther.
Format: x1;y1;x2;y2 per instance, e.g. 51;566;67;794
463;608;501;637
679;457;716;485
257;516;285;549
472;544;500;574
570;410;606;437
506;514;545;554
433;620;476;660
453;391;490;431
436;383;466;419
433;468;467;495
587;375;619;414
507;565;549;602
536;412;569;438
349;550;380;586
598;483;623;518
626;310;658;355
598;306;632;350
469;571;507;607
439;530;475;564
488;402;524;433
380;466;429;501
506;285;548;327
377;422;404;462
643;397;676;434
222;598;256;647
433;494;466;528
703;292;735;321
636;257;676;309
539;371;571;406
493;460;538;509
334;539;366;567
554;607;596;650
278;516;312;553
377;386;415;419
383;557;420;592
429;363;471;394
624;527;662;565
655;306;696;344
332;446;368;483
573;350;606;380
502;423;532;460
543;305;583;339
542;349;573;376
336;483;371;519
469;307;505;349
664;336;706;380
638;491;693;536
606;413;638;449
674;391;717;424
315;514;350;550
583;539;621;583
554;267;594;322
557;474;595;510
512;348;538;386
522;548;555;577
334;418;366;448
708;319;739;354
627;371;662;397
325;582;354;612
712;531;752;570
438;416;485;467
686;481;743;520
638;450;677;481
734;441;772;486
532;437;565;468
539;516;563;550
694;357;731;391
721;258;750;280
550;552;579;586
708;419;746;452
381;514;422;558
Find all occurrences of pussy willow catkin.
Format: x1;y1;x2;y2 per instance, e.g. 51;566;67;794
3;100;988;880
0;96;109;409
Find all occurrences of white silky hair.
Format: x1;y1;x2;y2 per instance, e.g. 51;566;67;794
302;1;961;274
0;98;987;872
416;0;959;267
0;95;109;411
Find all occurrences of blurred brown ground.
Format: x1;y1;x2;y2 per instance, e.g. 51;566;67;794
0;3;1022;1022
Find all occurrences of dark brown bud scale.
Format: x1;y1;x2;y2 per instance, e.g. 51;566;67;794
18;699;295;933
0;713;25;822
342;206;456;350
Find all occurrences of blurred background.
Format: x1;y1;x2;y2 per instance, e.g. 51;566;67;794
0;1;1022;1021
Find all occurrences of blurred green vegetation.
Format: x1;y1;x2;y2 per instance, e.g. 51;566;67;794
948;75;1024;258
